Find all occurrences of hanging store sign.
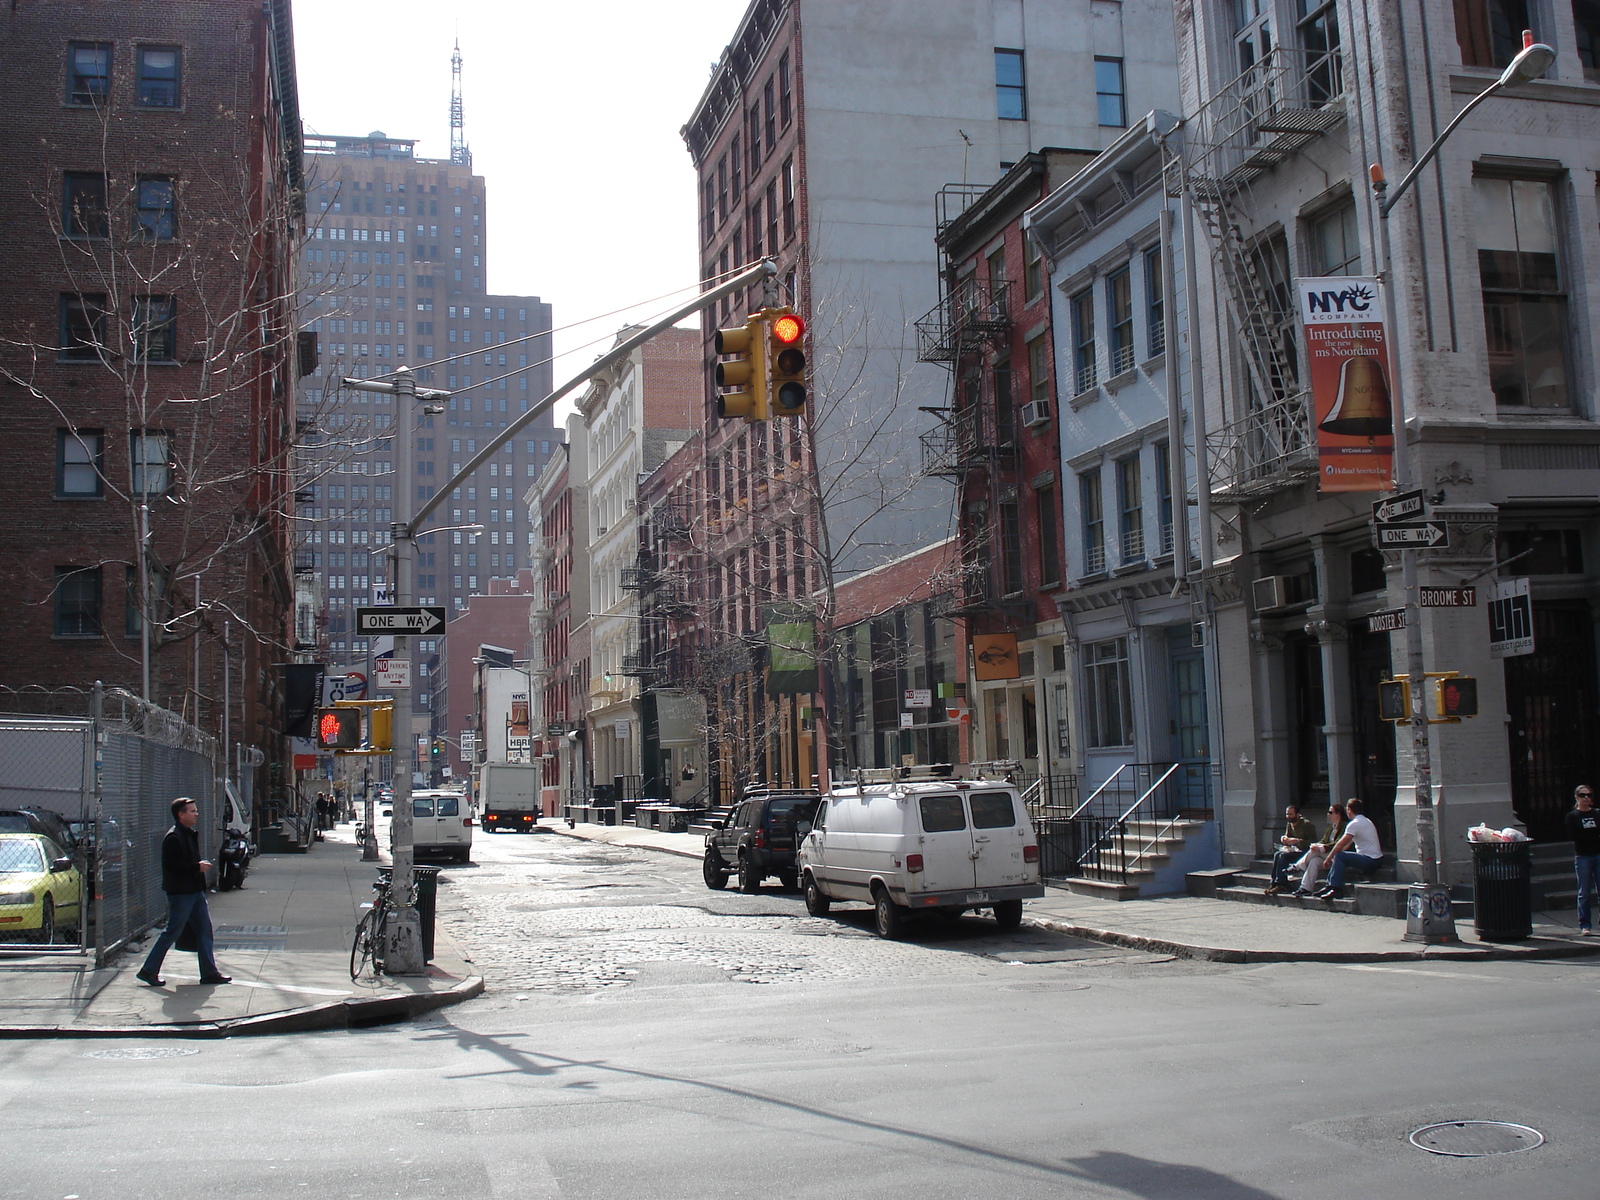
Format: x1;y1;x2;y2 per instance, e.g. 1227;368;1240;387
1298;276;1395;494
1489;577;1534;659
972;633;1021;681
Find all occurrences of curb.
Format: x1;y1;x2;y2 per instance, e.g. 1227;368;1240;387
549;823;703;861
0;974;484;1040
1024;916;1600;964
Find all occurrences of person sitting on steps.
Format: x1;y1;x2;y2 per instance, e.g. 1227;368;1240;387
1264;804;1318;895
1290;803;1346;897
1314;797;1382;900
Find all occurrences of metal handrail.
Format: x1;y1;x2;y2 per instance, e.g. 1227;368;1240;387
1067;762;1135;820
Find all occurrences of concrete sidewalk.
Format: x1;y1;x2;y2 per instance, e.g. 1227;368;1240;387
0;824;482;1039
549;819;1599;964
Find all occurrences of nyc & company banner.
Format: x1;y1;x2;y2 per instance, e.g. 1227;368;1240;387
1297;275;1394;493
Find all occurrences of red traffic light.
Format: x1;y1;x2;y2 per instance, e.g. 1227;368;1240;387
770;313;804;344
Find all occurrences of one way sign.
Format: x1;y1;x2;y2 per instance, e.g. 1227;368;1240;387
1374;522;1449;549
1372;489;1426;525
356;606;447;635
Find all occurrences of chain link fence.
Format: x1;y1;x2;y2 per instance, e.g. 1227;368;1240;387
0;685;220;965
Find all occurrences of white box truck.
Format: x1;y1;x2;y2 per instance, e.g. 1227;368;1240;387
479;762;541;833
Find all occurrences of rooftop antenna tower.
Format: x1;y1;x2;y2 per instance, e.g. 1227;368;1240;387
450;40;471;167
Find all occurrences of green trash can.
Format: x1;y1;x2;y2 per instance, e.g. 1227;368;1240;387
376;865;440;961
1470;841;1532;942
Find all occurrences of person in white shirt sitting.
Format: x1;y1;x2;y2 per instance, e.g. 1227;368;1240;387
1313;797;1383;899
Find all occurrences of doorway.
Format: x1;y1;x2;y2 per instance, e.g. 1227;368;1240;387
1505;600;1599;841
1347;627;1397;849
1167;630;1210;809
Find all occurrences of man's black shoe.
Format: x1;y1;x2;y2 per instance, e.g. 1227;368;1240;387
199;974;232;985
135;971;165;987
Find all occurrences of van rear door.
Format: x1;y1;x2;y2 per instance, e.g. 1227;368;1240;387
968;789;1030;888
913;792;977;893
411;793;439;848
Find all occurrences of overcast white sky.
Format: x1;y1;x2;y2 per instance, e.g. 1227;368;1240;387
294;0;751;412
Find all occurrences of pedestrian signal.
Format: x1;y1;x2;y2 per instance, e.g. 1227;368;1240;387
315;708;362;750
1377;678;1410;724
1431;676;1479;721
768;309;807;417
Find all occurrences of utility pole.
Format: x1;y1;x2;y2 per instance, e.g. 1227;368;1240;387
1370;32;1554;944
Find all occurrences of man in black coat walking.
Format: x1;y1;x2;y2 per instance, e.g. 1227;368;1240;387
136;797;231;987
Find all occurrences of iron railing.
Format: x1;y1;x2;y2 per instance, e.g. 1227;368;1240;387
1205;389;1316;499
1033;760;1211;887
914;281;1012;364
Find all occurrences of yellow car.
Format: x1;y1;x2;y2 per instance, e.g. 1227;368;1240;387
0;833;83;944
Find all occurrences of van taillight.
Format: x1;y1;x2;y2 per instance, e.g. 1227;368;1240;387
906;854;924;873
464;818;474;827
1022;844;1038;863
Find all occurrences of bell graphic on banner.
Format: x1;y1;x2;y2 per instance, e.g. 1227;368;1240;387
1318;354;1393;438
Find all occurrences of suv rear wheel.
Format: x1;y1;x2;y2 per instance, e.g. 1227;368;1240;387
992;899;1024;930
738;856;762;894
873;886;905;940
803;873;831;916
702;850;728;890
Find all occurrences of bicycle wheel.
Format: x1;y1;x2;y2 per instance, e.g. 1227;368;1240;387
350;909;376;980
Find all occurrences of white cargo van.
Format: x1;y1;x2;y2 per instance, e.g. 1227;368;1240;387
798;778;1042;938
409;789;473;863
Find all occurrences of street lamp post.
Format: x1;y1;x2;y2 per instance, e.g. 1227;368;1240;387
1369;32;1554;942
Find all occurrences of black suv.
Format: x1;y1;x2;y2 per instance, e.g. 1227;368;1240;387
703;789;820;893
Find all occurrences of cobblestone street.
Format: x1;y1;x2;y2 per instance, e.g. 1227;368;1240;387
436;828;1185;997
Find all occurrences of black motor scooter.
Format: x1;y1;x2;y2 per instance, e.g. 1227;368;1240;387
217;829;254;891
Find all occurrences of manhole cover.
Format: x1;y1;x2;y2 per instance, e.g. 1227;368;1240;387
1408;1121;1543;1157
83;1046;200;1060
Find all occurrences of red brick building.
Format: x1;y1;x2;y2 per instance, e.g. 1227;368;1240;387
0;1;303;796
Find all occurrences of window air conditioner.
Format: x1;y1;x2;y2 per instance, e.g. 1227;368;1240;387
1252;575;1291;611
1021;399;1052;428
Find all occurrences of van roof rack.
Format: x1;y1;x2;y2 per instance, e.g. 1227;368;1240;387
828;761;1020;790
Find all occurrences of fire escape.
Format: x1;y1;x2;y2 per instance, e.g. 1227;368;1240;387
620;503;699;687
916;279;1031;623
1169;45;1346;500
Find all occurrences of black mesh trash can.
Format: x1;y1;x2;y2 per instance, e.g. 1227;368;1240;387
377;865;441;962
1471;841;1532;942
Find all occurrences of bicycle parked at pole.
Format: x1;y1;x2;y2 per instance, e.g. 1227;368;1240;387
349;870;392;979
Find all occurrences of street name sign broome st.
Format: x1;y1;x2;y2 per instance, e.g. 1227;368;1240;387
356;606;447;635
1419;586;1476;607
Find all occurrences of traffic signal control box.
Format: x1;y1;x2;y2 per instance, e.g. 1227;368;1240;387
369;704;393;751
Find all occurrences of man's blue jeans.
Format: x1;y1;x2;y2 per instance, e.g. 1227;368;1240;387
1575;855;1600;931
140;890;220;978
1325;851;1383;892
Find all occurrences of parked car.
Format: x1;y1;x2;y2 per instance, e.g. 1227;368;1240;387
0;808;80;861
703;789;820;893
0;833;83;944
798;779;1042;938
411;790;473;863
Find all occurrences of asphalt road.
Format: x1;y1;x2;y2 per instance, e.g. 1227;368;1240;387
4;828;1594;1199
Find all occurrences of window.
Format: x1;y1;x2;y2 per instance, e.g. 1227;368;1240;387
67;43;111;105
1085;638;1134;747
1298;0;1343;103
1117;455;1144;563
1024;235;1045;303
1455;0;1534;69
59;293;106;361
1107;266;1135;374
1578;0;1600;81
135;177;176;240
1475;176;1569;407
135;46;181;107
63;172;108;238
131;431;170;495
730;133;742;199
1312;200;1360;275
779;51;793;125
919;794;967;833
748;103;762;168
132;296;176;361
54;567;101;637
1095;57;1126;127
716;154;728;223
749;200;763;258
993;363;1015;445
1071;289;1096;393
970;791;1017;828
1080;469;1105;574
766;181;779;251
1027;335;1050;407
764;78;777;150
1144;245;1165;356
57;429;104;497
995;49;1027;119
781;159;795;240
1155;442;1175;555
1000;499;1023;595
1037;485;1061;585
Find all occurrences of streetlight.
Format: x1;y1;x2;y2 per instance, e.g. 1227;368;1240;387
1369;31;1554;943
